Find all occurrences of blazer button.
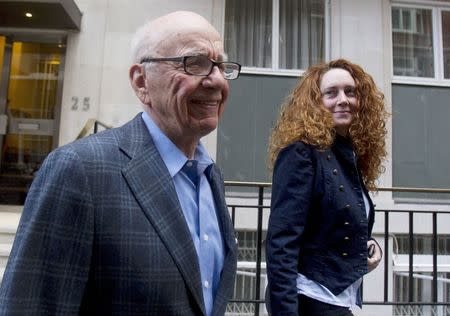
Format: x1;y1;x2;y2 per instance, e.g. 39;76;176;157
339;185;344;191
333;169;338;175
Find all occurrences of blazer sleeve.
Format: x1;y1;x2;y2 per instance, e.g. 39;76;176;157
266;142;315;315
0;147;94;314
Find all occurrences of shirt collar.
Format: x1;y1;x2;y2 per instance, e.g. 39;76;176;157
141;111;213;177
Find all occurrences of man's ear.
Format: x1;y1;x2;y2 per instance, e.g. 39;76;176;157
129;64;150;104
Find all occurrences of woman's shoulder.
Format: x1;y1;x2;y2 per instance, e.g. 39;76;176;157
279;140;318;157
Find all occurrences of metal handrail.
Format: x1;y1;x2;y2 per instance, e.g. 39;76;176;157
225;180;450;193
76;118;112;139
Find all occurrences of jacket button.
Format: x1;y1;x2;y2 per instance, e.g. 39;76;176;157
344;221;350;225
339;185;344;191
342;252;348;257
360;253;365;257
333;169;338;175
327;154;331;160
357;203;362;207
344;236;350;241
345;204;351;209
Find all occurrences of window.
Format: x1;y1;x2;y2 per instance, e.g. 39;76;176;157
224;0;326;73
392;4;450;82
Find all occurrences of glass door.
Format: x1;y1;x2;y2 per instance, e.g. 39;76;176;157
0;37;64;204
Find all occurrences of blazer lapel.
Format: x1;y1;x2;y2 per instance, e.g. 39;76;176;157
205;165;238;315
119;115;206;315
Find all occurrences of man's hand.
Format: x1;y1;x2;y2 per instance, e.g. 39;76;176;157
367;239;382;272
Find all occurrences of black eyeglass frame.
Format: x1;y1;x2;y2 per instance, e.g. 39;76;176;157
140;55;241;80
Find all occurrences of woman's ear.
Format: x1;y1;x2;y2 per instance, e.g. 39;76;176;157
129;64;150;104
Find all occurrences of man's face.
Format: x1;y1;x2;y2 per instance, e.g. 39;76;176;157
143;30;229;142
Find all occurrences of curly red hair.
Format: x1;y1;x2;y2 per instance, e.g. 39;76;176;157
268;59;389;191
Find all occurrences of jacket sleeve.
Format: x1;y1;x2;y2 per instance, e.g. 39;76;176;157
0;147;94;315
266;142;315;315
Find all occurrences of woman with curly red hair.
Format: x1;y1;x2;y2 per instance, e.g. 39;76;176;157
266;59;389;315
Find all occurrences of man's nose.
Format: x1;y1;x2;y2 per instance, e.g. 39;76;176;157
203;66;227;88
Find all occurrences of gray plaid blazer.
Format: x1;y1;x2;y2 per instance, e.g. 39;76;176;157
0;114;237;315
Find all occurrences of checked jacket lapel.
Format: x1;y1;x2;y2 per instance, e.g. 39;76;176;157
119;116;206;315
205;165;238;315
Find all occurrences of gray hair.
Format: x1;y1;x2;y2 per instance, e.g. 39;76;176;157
130;21;156;64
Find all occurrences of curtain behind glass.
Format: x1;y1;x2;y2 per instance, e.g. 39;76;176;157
279;0;325;70
224;0;272;68
442;10;450;79
392;7;434;77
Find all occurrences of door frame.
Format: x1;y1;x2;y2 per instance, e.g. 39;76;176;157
0;33;66;171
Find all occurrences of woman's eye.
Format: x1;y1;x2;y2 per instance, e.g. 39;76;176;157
323;90;337;97
345;88;356;96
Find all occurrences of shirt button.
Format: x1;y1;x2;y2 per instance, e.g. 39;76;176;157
203;234;209;241
204;280;210;288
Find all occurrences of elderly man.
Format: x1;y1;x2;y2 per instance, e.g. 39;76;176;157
0;11;240;315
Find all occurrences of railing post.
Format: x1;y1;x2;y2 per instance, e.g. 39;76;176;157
231;206;236;226
432;212;438;303
254;186;264;315
384;211;389;302
408;211;414;302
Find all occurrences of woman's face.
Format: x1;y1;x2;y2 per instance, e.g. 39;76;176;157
320;68;359;137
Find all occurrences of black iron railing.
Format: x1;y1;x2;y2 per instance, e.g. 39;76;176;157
225;181;450;316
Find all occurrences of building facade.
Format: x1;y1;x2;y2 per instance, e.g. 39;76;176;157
0;0;449;315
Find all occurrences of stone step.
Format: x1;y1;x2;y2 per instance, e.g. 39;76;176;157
0;205;22;284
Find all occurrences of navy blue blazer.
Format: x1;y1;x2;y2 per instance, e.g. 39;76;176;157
266;135;375;315
0;114;237;315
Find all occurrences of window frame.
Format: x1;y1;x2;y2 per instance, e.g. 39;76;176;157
223;0;331;77
392;1;450;86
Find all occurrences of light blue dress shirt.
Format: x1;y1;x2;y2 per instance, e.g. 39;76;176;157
141;112;224;316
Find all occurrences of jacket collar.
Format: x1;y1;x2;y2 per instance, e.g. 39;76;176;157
332;134;356;166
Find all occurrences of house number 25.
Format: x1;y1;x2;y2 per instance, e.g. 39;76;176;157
71;97;90;111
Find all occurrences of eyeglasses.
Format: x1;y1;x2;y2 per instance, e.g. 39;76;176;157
140;55;241;80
